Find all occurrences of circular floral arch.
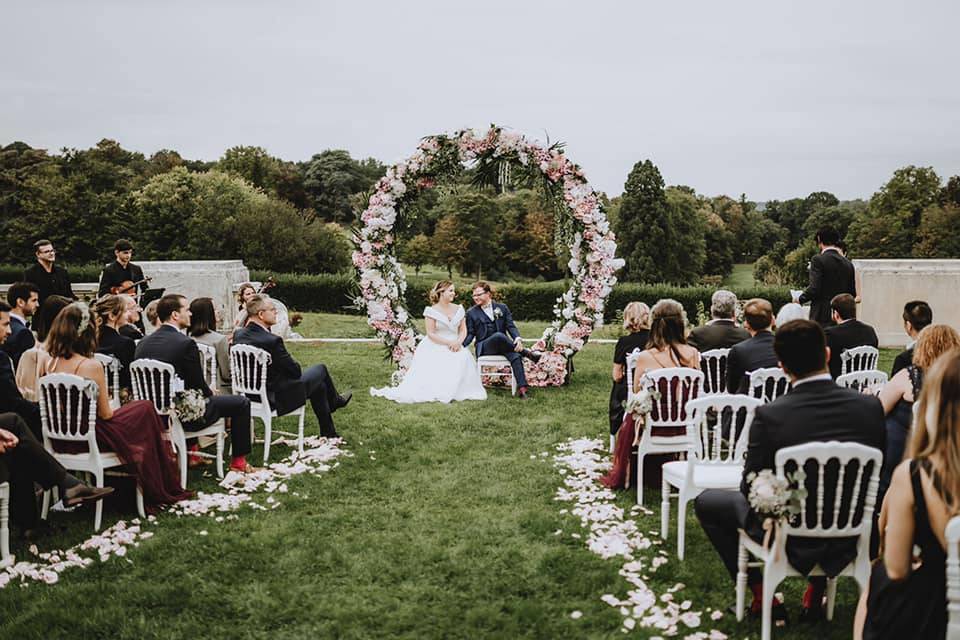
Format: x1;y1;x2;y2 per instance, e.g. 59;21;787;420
353;126;624;387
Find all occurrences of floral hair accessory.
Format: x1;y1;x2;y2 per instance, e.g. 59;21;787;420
67;302;92;334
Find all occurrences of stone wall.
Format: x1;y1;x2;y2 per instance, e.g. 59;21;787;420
138;260;250;330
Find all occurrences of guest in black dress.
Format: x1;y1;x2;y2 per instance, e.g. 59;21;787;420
856;348;960;640
94;294;137;392
608;302;651;437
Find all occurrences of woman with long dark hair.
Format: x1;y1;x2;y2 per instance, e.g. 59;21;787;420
189;297;232;395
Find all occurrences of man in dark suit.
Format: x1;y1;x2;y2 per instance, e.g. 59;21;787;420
233;294;351;439
462;281;541;400
695;319;885;621
98;238;147;298
135;294;256;472
1;412;113;539
725;298;778;394
890;300;931;377
794;227;856;327
823;293;879;379
3;282;38;368
0;301;42;438
688;290;750;352
22;239;75;304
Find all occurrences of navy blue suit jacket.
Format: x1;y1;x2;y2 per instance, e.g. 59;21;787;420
462;303;520;354
3;316;35;370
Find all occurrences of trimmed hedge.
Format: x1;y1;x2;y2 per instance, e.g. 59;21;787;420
2;263;791;322
0;263;104;283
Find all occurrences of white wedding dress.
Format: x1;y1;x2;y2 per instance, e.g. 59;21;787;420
370;305;487;404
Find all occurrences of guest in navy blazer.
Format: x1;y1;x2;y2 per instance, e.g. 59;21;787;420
3;282;38;369
233;294;351;438
462;281;541;399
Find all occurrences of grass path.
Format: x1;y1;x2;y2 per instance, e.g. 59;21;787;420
0;340;897;639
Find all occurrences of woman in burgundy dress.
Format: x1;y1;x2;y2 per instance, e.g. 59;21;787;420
602;299;700;491
38;302;190;510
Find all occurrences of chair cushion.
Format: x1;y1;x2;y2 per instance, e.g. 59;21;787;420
662;461;743;489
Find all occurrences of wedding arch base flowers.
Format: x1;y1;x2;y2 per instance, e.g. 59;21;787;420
353;125;624;386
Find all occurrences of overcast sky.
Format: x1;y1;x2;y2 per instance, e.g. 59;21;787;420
3;1;958;201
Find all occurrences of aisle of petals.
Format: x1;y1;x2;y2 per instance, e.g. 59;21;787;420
1;436;350;590
551;438;727;638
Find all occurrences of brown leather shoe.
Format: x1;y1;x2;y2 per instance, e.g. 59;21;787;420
62;484;114;508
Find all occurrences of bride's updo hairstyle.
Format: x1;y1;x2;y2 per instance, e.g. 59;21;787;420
46;301;98;359
647;298;688;364
429;280;453;305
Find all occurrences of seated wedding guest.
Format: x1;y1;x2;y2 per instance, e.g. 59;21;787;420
0;301;42;437
609;302;651;436
234;294;351;439
3;282;39;368
97;239;147;298
94;294;136;392
696;319;884;623
135;294;256;472
876;324;960;501
118;294;145;341
15;295;72;401
854;348;960;640
142;299;161;334
775;302;807;328
890;300;932;377
22;239;75;304
38;302;190;509
601;299;699;490
189;297;232;395
233;283;256;329
725;298;778;394
687;290;749;352
824;293;879;379
0;411;113;540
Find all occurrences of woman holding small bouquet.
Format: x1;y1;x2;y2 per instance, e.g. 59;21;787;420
602;299;700;490
38;302;190;510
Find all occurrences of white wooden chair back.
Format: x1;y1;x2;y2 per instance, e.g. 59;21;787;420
686;394;762;465
946;515;960;640
195;342;218;390
775;441;881;542
638;367;704;427
836;370;888;394
130;358;178;415
624;348;643;403
700;348;730;395
230;344;271;404
840;346;880;376
37;373;101;457
748;367;791;403
94;353;121;408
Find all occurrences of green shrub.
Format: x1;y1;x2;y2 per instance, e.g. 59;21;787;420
0;262;104;283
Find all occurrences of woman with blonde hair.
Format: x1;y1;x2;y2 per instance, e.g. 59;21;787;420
855;348;960;639
608;302;651;436
370;280;486;403
602;299;700;490
94;294;136;392
38;302;190;510
877;324;960;497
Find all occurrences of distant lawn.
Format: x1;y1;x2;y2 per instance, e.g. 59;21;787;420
722;263;756;288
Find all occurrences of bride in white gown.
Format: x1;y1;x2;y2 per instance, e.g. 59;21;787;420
370;281;487;403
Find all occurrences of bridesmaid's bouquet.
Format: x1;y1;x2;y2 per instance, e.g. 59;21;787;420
746;469;807;520
624;386;660;421
172;389;206;423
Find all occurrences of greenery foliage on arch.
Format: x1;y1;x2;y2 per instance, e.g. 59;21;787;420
353;126;624;387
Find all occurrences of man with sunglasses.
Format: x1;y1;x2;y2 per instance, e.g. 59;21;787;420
22;239;76;304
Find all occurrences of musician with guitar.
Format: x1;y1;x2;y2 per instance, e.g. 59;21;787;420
98;239;152;299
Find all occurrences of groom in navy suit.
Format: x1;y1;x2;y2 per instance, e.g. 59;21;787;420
463;281;541;399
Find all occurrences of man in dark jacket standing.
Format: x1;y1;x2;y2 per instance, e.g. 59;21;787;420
233;294;351;439
22;239;75;304
794;227;856;327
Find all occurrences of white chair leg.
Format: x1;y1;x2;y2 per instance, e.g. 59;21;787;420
735;540;748;621
215;432;224;479
636;454;645;506
41;488;51;520
761;569;774;640
93;468;105;532
297;411;305;456
262;414;272;464
677;495;688;561
660;478;670;539
609;434;615;453
135;487;146;519
825;577;837;621
510;371;517;395
0;485;10;565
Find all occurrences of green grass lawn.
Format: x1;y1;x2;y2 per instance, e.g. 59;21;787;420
0;316;900;639
722;263;757;289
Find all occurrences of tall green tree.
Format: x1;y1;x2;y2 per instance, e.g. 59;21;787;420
848;166;941;257
614;160;671;283
431;214;468;278
399;234;433;275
